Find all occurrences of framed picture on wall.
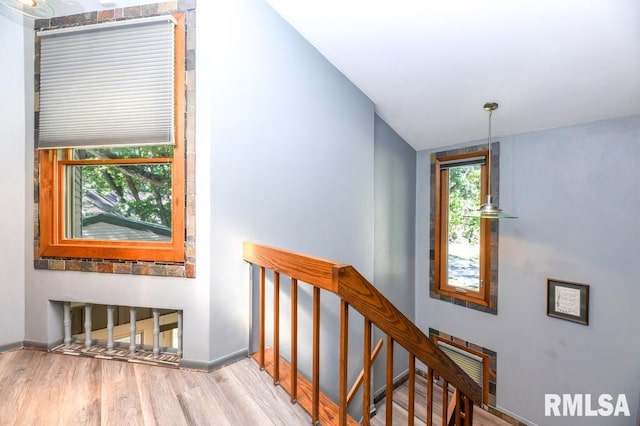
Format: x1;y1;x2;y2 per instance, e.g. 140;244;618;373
547;279;589;325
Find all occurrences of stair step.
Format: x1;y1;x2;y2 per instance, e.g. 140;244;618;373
371;375;513;426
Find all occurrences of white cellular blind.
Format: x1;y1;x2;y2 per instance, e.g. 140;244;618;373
38;16;176;149
437;341;484;389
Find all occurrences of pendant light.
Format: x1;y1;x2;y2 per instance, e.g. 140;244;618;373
0;0;54;19
471;102;517;219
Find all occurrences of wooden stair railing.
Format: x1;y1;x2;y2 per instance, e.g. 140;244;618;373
244;242;481;425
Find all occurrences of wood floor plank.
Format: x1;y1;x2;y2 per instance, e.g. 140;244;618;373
253;348;360;426
57;355;102;426
100;358;145;426
176;381;234;426
13;351;75;426
0;349;510;426
204;365;274;425
226;358;310;425
372;400;428;426
134;363;189;426
0;350;41;424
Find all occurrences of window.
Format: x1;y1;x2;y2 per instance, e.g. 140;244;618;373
433;150;492;307
433;336;491;406
37;14;186;263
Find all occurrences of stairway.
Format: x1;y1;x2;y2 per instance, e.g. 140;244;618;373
244;242;483;425
371;374;513;426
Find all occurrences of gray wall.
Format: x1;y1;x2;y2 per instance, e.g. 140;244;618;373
373;115;416;394
416;115;640;425
21;5;214;363
201;0;375;404
0;13;26;349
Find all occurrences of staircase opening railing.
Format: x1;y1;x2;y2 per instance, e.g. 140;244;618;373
244;242;481;425
57;302;183;364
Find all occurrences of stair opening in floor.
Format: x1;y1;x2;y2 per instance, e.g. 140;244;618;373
51;301;183;367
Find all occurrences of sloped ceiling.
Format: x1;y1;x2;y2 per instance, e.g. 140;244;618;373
7;0;640;150
265;0;640;150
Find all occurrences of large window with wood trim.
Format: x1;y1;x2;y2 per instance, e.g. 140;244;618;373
37;14;186;263
434;151;491;306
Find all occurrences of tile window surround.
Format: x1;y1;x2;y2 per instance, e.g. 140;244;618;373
32;1;196;278
429;143;500;314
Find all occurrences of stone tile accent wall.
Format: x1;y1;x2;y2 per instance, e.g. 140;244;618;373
33;1;196;278
429;143;500;314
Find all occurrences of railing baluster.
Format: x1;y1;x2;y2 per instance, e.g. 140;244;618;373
338;300;349;426
408;353;415;426
177;310;183;358
427;368;433;426
153;308;160;356
259;266;266;370
454;389;462;425
441;378;448;426
312;286;320;425
386;336;394;425
362;318;372;426
290;278;298;403
106;305;115;351
129;307;137;354
84;304;93;350
243;243;484;425
465;395;474;425
348;338;384;406
63;302;71;346
273;271;280;385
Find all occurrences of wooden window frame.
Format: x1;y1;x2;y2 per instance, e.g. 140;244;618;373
38;13;186;263
433;151;491;306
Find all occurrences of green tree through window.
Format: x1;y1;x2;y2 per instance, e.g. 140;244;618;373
446;164;481;290
433;149;492;308
66;146;174;241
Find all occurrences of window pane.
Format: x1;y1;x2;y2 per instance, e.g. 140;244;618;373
65;163;172;241
72;145;174;160
446;164;481;291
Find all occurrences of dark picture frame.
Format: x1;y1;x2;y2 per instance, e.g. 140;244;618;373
547;279;589;325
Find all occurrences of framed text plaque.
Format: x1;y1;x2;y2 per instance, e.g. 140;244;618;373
547;279;589;325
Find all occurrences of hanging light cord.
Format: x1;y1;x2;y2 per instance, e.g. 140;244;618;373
487;108;493;198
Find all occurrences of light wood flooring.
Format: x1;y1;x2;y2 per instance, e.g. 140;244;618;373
0;349;310;426
0;349;514;426
370;374;514;426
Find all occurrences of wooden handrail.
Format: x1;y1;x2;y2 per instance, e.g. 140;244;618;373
334;264;482;404
243;241;483;423
243;242;344;292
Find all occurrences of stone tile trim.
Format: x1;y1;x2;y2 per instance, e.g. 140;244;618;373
429;143;500;314
33;2;196;279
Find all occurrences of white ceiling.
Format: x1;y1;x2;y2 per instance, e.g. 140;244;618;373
5;0;640;150
265;0;640;150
